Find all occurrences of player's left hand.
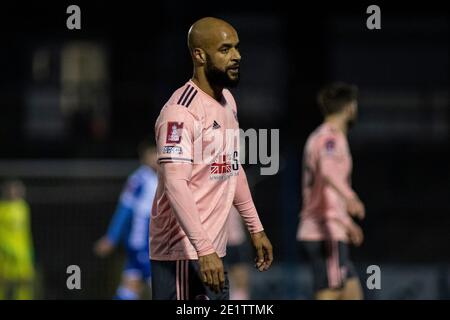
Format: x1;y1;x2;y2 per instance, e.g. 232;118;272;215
250;231;273;272
347;195;365;220
347;222;364;247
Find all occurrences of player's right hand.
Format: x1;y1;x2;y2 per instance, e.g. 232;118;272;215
93;236;115;257
346;195;365;220
198;252;225;294
347;222;364;247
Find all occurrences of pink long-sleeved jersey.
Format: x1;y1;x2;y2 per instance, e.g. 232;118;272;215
151;80;263;260
297;123;356;242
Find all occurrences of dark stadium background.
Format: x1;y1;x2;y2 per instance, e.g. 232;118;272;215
0;1;448;299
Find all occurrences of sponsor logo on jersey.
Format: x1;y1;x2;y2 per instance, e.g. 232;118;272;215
209;152;239;180
163;146;183;155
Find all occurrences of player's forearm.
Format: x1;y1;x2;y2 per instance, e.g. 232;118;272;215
329;213;355;230
106;203;132;244
163;165;215;256
233;166;264;234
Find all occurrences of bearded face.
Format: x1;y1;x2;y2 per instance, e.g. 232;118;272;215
204;53;240;88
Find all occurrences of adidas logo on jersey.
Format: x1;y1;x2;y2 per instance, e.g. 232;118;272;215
212;120;221;129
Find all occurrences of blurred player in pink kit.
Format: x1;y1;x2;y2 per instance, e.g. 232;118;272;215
297;82;365;300
150;17;273;300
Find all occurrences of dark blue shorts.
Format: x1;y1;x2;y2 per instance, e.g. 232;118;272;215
299;240;358;291
123;249;151;281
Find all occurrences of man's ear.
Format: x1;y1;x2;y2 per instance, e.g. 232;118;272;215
344;103;353;116
346;102;357;119
193;48;206;65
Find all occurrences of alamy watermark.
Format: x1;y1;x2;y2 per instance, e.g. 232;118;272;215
366;264;381;290
164;121;280;176
366;5;381;30
66;265;81;290
66;5;81;30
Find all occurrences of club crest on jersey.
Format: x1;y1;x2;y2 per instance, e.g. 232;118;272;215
166;122;183;143
325;139;335;153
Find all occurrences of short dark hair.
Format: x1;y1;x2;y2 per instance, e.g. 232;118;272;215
317;82;358;116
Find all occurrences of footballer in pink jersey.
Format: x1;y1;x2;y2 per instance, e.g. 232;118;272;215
297;83;365;300
150;17;273;300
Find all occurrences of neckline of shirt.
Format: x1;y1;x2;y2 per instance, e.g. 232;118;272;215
188;80;227;108
322;122;344;137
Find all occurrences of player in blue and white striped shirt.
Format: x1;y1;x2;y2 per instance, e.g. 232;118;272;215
94;142;158;300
